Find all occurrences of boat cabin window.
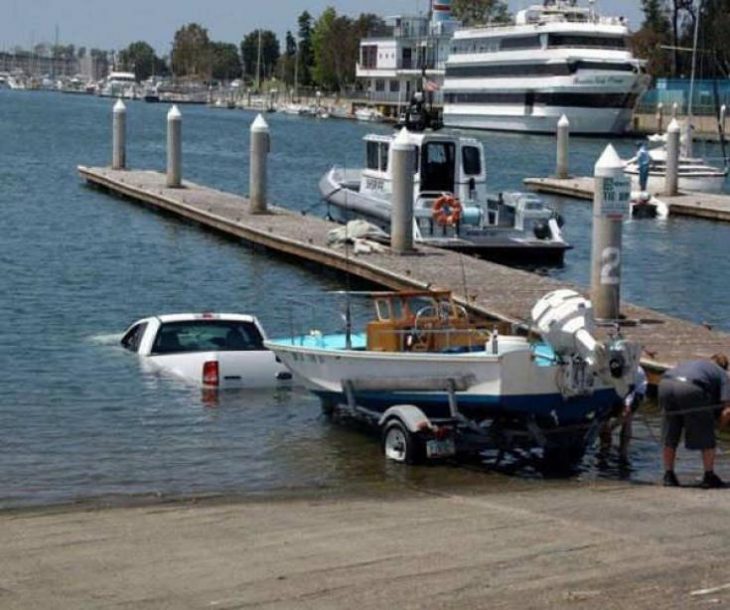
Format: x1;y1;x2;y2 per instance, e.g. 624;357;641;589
547;34;626;49
366;141;389;172
151;320;264;354
462;146;481;176
421;142;456;193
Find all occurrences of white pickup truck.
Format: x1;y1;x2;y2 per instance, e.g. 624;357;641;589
121;313;291;388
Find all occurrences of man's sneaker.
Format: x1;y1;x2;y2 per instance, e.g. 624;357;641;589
701;471;724;489
663;470;680;487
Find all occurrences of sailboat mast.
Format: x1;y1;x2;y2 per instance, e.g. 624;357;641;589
256;29;262;92
686;0;702;157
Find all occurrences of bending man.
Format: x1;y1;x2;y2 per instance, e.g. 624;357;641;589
660;353;730;488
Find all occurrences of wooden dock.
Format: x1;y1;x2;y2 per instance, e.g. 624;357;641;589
524;176;730;222
79;165;730;378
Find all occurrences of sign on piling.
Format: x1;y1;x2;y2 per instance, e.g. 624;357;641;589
590;144;628;319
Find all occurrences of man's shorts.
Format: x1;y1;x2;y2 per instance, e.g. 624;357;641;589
659;378;716;450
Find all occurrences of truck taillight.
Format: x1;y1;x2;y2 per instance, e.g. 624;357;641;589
202;361;219;386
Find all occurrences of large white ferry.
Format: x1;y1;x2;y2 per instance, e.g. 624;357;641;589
442;0;649;134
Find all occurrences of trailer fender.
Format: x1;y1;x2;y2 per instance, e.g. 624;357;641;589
378;405;432;434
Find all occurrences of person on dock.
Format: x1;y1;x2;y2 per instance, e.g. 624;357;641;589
636;142;651;192
660;354;730;488
599;365;647;461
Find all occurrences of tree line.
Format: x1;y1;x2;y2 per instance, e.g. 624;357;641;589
629;0;730;79
115;1;512;89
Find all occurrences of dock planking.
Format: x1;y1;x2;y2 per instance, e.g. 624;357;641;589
523;176;730;222
79;165;730;380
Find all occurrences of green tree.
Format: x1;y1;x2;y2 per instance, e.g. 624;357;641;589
452;0;512;26
700;0;730;78
240;30;280;85
118;41;167;81
277;31;298;87
171;23;211;78
297;11;314;86
209;42;242;81
312;8;364;91
631;0;672;78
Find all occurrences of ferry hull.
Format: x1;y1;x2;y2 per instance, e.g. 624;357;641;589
443;105;633;135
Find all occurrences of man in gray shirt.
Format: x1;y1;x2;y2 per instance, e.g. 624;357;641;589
660;353;730;488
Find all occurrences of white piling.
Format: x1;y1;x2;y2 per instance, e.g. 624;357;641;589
249;114;270;214
656;102;664;132
112;98;126;170
671;102;678;120
166;105;182;188
390;128;415;253
721;104;727;130
665;118;680;196
590;145;630;321
556;114;570;179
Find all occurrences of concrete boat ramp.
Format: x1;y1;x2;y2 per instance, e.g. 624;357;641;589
3;482;730;609
524;176;730;222
79;165;730;378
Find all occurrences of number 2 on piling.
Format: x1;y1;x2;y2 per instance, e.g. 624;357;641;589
600;247;620;285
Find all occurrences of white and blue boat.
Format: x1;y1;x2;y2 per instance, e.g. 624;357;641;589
266;289;640;464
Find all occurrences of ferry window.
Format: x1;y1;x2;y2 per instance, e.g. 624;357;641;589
366;142;379;170
548;34;625;49
462;146;481;175
500;35;541;50
379;142;389;171
375;79;385;92
389;80;400;93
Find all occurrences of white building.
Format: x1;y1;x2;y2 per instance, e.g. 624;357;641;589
356;0;459;105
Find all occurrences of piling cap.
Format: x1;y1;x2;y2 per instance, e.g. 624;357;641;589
557;114;569;128
594;144;624;178
113;98;126;113
251;114;269;133
391;127;415;152
667;118;681;133
167;104;181;120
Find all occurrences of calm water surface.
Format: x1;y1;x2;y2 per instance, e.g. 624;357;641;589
1;91;729;508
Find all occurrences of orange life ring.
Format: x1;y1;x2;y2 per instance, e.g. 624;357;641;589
432;195;462;226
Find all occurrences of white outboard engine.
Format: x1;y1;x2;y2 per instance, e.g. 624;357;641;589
531;289;640;398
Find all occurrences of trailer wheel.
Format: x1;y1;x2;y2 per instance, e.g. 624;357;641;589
542;437;586;474
382;419;423;465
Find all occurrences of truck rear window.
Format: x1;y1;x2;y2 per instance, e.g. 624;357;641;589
151;320;264;355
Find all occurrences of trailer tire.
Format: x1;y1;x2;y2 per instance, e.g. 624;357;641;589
382;419;424;465
542;438;586;474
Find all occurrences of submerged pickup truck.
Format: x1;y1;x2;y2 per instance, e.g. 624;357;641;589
121;313;291;388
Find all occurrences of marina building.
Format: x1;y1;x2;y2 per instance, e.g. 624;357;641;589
356;0;459;106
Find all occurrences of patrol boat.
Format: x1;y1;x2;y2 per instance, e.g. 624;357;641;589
319;130;570;265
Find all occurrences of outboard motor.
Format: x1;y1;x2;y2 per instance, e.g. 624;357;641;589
531;289;641;398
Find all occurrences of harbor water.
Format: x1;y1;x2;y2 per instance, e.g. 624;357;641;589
1;90;729;509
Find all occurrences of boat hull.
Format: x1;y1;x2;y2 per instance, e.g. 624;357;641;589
267;339;619;428
443;104;633;135
624;170;727;194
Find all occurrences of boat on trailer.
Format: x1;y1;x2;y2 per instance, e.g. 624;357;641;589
319;130;571;265
266;288;641;467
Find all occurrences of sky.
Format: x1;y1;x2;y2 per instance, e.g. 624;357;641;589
2;0;643;54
